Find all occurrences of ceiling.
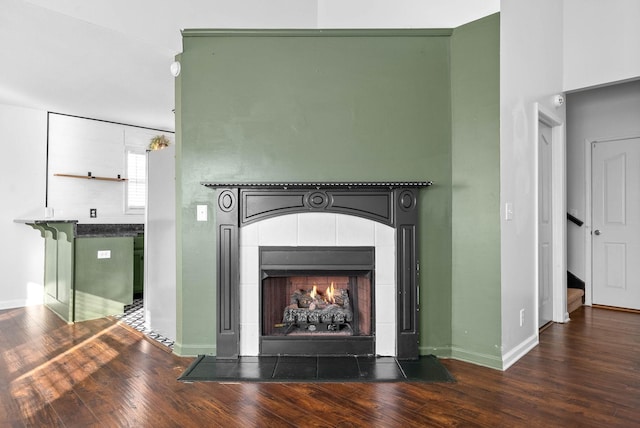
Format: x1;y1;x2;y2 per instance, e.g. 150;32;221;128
1;0;499;131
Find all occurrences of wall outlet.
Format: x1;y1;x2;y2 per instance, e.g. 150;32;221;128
97;250;111;259
519;308;525;327
90;208;97;218
197;204;208;222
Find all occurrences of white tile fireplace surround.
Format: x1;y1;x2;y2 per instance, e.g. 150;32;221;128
238;212;397;356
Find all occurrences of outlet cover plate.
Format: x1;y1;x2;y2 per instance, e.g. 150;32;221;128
97;250;111;259
197;205;208;221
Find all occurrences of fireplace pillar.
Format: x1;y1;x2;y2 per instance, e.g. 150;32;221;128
204;182;431;359
214;188;241;358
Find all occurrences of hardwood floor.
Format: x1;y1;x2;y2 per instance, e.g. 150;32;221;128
1;305;639;427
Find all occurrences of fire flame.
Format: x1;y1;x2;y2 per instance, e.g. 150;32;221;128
308;283;336;304
326;282;335;304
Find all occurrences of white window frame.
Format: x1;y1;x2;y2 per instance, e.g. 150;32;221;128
125;146;147;214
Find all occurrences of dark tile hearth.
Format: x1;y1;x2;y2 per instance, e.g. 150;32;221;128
178;354;455;383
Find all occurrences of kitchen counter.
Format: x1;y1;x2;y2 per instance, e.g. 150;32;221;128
75;223;144;237
15;219;143;238
17;219;144;323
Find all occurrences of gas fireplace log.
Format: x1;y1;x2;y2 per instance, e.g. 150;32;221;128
283;305;353;325
283;286;354;332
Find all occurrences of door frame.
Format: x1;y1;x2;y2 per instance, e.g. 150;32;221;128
534;103;567;326
584;134;640;307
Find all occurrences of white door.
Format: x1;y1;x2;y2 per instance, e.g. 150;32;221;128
538;121;553;327
592;138;640;310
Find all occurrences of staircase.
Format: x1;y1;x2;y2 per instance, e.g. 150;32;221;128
568;288;584;314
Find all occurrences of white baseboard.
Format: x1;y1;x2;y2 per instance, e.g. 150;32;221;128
425;343;532;371
0;299;42;311
501;333;539;370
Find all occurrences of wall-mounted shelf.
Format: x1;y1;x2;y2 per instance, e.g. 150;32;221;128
54;173;127;182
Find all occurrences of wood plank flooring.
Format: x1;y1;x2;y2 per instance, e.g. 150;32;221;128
1;305;639;427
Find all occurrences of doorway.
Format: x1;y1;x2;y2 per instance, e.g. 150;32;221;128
568;79;640;311
538;119;553;327
535;104;567;328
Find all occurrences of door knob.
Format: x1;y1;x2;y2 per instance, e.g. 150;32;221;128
594;229;601;236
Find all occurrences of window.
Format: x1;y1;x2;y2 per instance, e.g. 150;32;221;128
125;148;146;212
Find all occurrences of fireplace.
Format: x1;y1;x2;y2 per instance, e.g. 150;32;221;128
260;246;375;356
203;181;431;359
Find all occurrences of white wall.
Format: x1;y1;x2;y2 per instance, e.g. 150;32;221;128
144;144;176;341
563;0;640;91
317;0;499;28
500;1;566;366
1;107;175;311
47;114;170;223
0;104;47;309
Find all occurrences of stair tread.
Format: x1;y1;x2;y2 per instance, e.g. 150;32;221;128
568;288;584;301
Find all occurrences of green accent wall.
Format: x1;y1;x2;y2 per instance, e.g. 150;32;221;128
175;19;502;364
176;29;454;356
450;14;502;367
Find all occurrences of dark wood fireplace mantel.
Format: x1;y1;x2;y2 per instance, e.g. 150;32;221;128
202;181;431;359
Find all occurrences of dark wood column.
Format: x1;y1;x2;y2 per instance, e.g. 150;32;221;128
215;188;240;359
394;189;420;359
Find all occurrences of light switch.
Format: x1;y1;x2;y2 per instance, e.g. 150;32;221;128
505;202;514;221
197;204;208;222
